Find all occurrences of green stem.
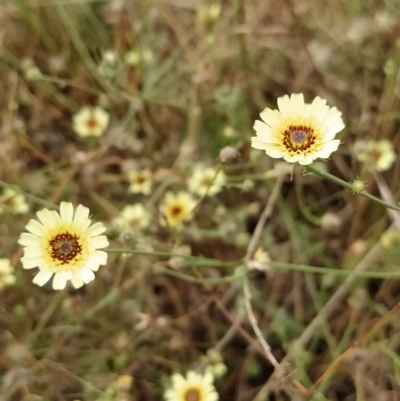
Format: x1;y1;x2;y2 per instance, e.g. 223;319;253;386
156;267;243;284
305;164;400;212
269;261;400;279
107;248;237;267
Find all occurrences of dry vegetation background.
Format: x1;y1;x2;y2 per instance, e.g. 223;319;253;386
1;0;400;400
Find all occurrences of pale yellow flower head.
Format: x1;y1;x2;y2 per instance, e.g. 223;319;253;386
164;371;218;401
381;230;400;249
18;202;109;290
73;106;109;137
188;167;226;197
128;169;153;196
354;139;396;172
113;204;151;231
248;247;271;271
116;375;133;391
0;259;17;289
160;191;196;228
0;188;29;214
252;93;345;165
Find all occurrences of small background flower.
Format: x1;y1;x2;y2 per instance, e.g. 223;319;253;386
252;93;345;165
0;188;29;214
353;139;396;172
113;204;151;231
73;106;110;137
18;202;109;290
164;371;218;401
128;169;153;195
160;191;197;228
0;259;17;289
188;167;226;197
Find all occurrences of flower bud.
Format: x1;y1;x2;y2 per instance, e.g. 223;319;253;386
351;179;366;194
219;146;241;164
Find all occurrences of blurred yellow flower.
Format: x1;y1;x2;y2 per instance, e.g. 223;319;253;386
164;371;218;401
252;93;344;165
354;139;396;172
160;191;196;228
116;375;133;391
113;204;151;230
188;167;226;197
128;169;153;195
73;106;109;137
381;230;400;249
18;202;109;290
248;247;271;271
0;188;29;214
0;259;17;289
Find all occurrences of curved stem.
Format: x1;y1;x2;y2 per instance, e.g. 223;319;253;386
305;164;400;212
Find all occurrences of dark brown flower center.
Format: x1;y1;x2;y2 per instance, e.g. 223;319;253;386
86;117;98;129
184;389;201;401
283;125;316;153
136;174;146;184
50;233;81;264
171;206;183;217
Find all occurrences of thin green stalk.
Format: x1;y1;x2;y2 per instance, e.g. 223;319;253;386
156;267;243;284
305;164;400;212
107;248;237;267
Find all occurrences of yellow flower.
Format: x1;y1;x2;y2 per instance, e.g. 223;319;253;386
252;93;344;165
160;191;196;228
113;204;151;230
248;247;271;271
128;169;153;195
188;167;226;197
116;375;133;391
0;188;29;214
72;106;109;137
164;371;218;401
381;230;400;249
18;202;109;290
0;259;17;289
354;139;396;172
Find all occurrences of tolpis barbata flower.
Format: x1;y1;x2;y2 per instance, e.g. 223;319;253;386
160;191;196;228
164;371;218;401
252;93;345;165
72;106;110;137
353;139;396;172
188;167;226;197
0;258;17;289
18;202;109;290
0;188;29;214
113;204;151;231
128;169;153;196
